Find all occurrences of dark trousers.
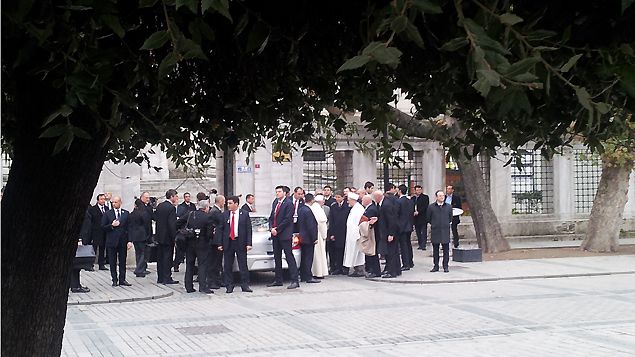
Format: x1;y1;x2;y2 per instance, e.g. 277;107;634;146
451;222;460;248
173;243;186;268
93;241;106;266
328;242;345;274
299;243;315;281
272;238;298;282
157;243;174;283
398;232;414;268
365;238;382;275
206;245;223;286
186;240;210;291
69;268;81;289
432;243;450;269
223;239;250;287
415;222;428;249
385;240;402;276
133;241;147;275
107;245;127;283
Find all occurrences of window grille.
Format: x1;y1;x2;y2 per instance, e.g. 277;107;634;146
303;150;352;192
511;150;554;214
574;150;602;213
377;150;422;193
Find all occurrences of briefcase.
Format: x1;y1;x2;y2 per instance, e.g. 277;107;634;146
73;245;96;271
146;241;158;263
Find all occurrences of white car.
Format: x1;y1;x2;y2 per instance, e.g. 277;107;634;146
231;214;301;272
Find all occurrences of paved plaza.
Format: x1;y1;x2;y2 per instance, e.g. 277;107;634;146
63;251;635;357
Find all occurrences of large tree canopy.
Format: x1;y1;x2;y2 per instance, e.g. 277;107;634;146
2;1;635;356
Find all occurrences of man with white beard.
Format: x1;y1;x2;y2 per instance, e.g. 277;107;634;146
309;194;329;279
343;193;366;277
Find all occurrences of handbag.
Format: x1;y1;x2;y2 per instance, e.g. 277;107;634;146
175;212;196;246
73;244;96;271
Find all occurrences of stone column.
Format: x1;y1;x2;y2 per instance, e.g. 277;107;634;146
334;150;353;190
352;150;376;190
421;143;445;196
552;149;575;219
234;151;255;200
624;170;635;218
489;156;513;219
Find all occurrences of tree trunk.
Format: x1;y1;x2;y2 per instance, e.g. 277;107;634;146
580;159;633;252
456;153;510;253
1;124;107;355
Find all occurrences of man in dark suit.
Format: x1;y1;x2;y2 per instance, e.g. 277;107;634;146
87;194;109;270
397;185;415;271
218;196;253;293
173;192;196;272
362;195;381;278
412;185;430;250
241;194;255;212
446;185;463;248
373;189;401;278
155;189;179;285
323;185;335;207
297;193;319;283
428;190;453;272
183;200;214;294
327;191;349;275
101;196;131;287
268;185;300;289
207;195;225;289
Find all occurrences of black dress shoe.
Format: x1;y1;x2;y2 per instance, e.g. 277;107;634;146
186;288;197;293
226;286;234;293
200;289;214;294
287;281;300;289
241;285;253;292
71;287;90;293
267;281;283;287
365;273;381;278
86;266;95;271
99;266;108;271
410;264;415;268
135;273;146;278
305;279;321;283
443;268;449;273
144;270;151;274
430;267;439;272
112;281;118;287
119;281;132;286
381;274;396;279
401;266;410;271
209;283;221;290
163;280;179;285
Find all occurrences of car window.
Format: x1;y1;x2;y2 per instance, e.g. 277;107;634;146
250;216;269;232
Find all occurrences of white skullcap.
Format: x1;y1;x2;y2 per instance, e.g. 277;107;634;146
348;192;359;201
314;194;325;202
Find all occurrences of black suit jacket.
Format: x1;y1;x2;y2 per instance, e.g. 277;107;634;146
397;195;415;234
297;204;318;245
240;203;252;212
86;204;108;245
186;209;214;244
219;209;252;249
269;198;294;241
327;201;350;248
449;194;462;224
128;208;151;242
209;205;224;245
155;200;177;245
101;209;129;248
412;194;429;225
178;201;196;216
363;203;379;219
377;196;399;242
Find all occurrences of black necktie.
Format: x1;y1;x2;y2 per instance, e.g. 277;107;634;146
116;210;120;220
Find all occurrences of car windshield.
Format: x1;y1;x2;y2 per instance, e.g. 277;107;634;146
250;216;269;232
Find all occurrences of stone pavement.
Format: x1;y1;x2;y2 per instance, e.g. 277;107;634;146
63;253;635;356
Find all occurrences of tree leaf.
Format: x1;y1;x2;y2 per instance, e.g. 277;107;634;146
477;69;501;87
512;72;539;82
139;0;158;7
575;86;592;110
560;53;583;73
100;15;125;38
499;13;523;26
39;124;68;138
180;39;208;60
234;12;249;37
53;131;74;154
411;0;443;14
202;0;232;22
71;126;92;140
176;0;197;13
390;15;408;33
404;22;425;48
595;102;611;115
140;30;169;50
337;55;371;73
369;46;403;68
622;0;634;14
472;77;491;97
42;105;73;127
159;52;179;78
504;57;540;77
246;22;270;54
440;37;468;52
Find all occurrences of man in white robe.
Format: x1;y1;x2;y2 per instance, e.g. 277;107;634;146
343;193;366;277
309;194;329;278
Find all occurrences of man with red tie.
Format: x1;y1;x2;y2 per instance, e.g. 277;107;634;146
268;185;300;289
218;196;253;293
